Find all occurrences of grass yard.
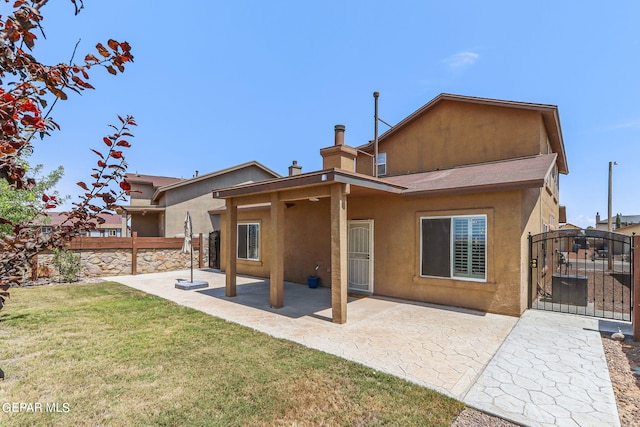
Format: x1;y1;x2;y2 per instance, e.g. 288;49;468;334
0;282;464;426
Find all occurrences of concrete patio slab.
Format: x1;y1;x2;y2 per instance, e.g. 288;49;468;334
108;269;516;400
108;269;626;426
464;310;626;427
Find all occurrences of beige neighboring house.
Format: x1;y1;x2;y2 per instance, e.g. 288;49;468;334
37;212;127;237
595;212;640;231
212;93;569;323
615;222;640;236
120;161;280;238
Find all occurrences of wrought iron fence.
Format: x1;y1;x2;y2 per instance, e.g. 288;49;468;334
529;229;633;321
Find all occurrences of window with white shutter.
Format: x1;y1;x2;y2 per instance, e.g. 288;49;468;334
421;215;486;282
237;223;260;261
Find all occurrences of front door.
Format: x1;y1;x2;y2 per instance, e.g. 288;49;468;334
348;220;374;293
209;230;220;269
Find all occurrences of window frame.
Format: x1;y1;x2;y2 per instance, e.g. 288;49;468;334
237;222;260;261
377;152;387;176
420;214;487;282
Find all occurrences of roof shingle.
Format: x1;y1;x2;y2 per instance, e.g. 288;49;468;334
384;154;557;197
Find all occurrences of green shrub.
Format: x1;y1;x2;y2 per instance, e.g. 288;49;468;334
51;248;81;282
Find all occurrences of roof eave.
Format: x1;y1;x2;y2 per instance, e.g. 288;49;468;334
152;161;282;202
213;169;405;199
401;178;546;198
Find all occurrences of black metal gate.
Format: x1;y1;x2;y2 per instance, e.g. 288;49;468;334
529;229;633;321
209;230;220;269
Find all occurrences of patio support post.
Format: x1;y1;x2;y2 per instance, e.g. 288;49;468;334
330;183;348;324
270;192;285;308
225;198;237;297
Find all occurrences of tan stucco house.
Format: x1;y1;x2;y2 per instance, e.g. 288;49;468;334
212;94;569;323
120;162;280;238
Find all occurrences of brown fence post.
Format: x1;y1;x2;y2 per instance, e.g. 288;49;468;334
131;231;138;275
31;253;38;281
198;233;203;268
633;235;640;340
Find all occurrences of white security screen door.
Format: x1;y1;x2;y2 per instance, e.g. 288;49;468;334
348;220;373;293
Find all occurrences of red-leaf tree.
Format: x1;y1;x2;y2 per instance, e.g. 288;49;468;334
0;0;136;309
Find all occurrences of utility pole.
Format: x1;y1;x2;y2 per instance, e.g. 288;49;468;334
607;161;617;270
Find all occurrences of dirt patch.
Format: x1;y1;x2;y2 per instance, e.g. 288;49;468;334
604;334;640;426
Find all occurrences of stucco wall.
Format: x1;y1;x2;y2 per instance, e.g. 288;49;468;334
163;166;277;238
129;182;155;206
220;207;272;279
356;101;548;176
518;184;560;311
220;188;539;317
130;212;163;237
165;195;224;238
346;191;525;316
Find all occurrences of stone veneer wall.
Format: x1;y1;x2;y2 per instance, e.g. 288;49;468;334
36;246;206;279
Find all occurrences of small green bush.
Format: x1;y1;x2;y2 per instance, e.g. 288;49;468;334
51;248;81;282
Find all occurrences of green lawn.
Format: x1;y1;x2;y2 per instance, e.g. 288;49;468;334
0;282;464;426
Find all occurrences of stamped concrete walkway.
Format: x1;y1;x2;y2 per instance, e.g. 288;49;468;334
109;269;627;426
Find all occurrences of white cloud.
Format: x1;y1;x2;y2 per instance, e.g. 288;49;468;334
443;51;479;71
605;117;640;130
568;214;595;229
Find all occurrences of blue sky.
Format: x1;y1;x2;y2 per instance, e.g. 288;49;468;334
14;1;640;228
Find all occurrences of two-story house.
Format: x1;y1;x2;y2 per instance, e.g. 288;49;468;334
212;94;569;323
120;161;280;238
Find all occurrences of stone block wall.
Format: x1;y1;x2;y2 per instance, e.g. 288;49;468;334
30;235;209;281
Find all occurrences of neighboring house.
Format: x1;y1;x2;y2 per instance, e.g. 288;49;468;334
559;223;581;230
212;93;569;323
119;162;280;238
36;212;127;237
595;212;640;231
615;222;640;236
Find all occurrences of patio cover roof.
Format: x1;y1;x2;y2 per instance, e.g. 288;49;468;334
213;154;557;201
213;168;406;201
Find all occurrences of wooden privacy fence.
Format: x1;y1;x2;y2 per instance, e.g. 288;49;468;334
31;232;204;279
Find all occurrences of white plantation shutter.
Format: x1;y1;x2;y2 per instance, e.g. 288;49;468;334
452;217;485;280
471;218;486;277
247;224;259;260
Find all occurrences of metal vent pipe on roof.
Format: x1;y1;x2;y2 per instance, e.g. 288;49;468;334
374;91;379;177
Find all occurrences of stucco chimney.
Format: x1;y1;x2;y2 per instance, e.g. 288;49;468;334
320;124;357;171
288;160;302;176
334;124;345;146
